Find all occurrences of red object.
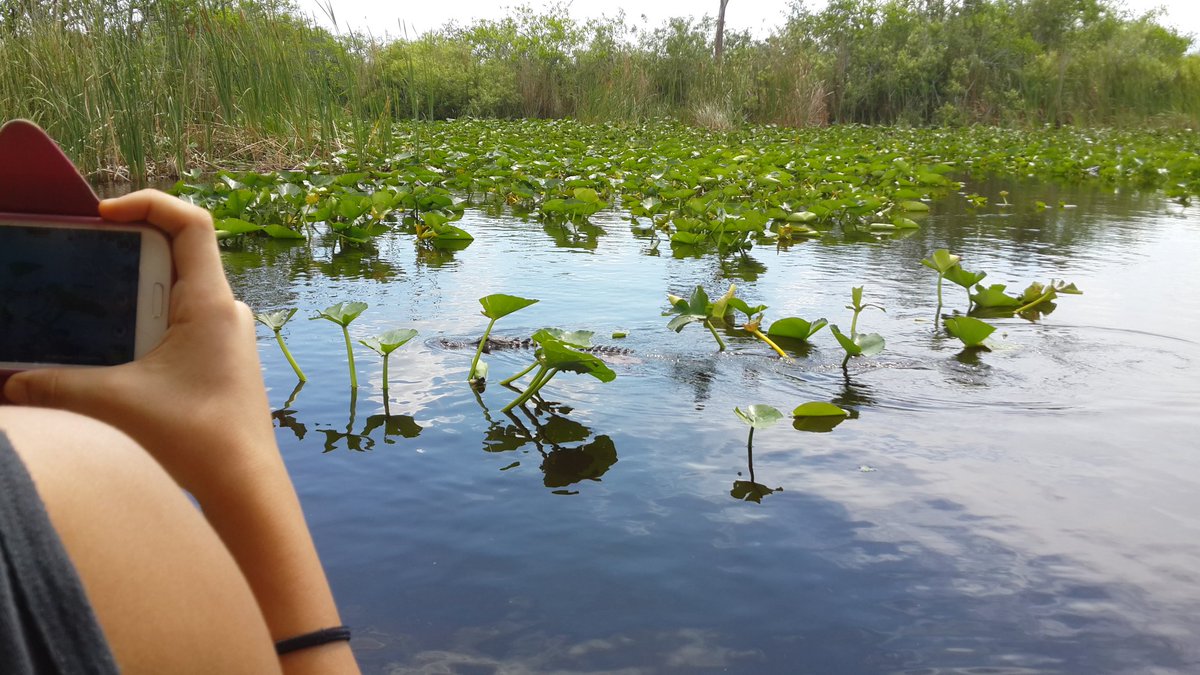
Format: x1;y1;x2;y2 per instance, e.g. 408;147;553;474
0;119;100;217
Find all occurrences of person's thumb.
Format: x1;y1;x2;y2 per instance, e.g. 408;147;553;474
3;367;114;415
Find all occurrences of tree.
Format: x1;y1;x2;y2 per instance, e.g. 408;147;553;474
714;0;730;60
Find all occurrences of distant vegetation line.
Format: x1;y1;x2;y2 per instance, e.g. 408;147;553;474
1;0;1196;183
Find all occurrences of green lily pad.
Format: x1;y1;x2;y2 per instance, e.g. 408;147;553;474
766;317;828;342
734;404;784;429
359;328;419;355
313;301;368;327
479;294;539;320
944;316;995;348
254;307;297;331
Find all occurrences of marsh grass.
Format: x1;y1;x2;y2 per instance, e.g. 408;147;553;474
0;0;395;182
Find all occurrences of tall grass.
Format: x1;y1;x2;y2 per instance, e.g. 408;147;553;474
0;0;392;183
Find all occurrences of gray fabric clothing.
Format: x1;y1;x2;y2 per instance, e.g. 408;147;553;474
0;430;119;674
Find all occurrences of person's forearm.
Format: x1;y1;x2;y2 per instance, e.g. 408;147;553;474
194;447;360;675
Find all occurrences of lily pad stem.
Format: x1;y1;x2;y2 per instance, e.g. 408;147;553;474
746;325;791;360
705;320;727;351
1014;290;1054;315
503;365;558;412
341;325;357;388
499;361;538;387
469;318;497;382
382;353;390;392
274;330;307;382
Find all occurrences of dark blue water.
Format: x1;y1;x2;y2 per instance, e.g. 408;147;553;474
225;181;1200;674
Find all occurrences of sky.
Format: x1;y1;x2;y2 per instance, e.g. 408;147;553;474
296;0;1199;42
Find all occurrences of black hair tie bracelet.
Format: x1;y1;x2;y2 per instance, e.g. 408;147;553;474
275;625;352;655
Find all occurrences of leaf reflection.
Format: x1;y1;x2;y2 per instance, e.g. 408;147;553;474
475;394;617;491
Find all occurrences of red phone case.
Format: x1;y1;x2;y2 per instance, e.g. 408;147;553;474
0;120;107;385
0;119;101;218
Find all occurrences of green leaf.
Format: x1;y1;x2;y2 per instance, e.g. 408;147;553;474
254;307;297;331
944;316;995;348
921;249;961;274
263;224;305;239
766;317;828;341
791;402;849;417
970;284;1022;308
572;187;600;203
856;333;886;356
830;325;885;357
784;211;818;223
831;324;862;356
899;200;930;212
479;294;538;320
359;328;419;355
535;328;594;348
312;301;368;327
734;404;784;429
726;296;767;320
537;339;616;383
944;265;987;289
214;217;263;234
709;285;737;321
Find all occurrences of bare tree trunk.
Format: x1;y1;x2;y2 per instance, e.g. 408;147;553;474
714;0;730;61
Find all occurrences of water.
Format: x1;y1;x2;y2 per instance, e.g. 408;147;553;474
224;181;1200;674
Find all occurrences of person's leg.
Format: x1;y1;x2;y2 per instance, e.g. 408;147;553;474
0;407;282;675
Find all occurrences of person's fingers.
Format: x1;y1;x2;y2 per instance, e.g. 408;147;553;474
3;366;126;418
99;190;231;299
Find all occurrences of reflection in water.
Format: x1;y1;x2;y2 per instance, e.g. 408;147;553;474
833;373;874;413
718;254;767;282
669;355;719;407
271;381;308;440
542;222;605;250
273;386;425;452
475;391;617;493
732;426;782;503
319;388;371;452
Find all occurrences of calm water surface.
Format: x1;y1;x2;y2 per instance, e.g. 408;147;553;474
223;181;1200;674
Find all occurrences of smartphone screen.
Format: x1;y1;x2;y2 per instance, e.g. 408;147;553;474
1;224;142;365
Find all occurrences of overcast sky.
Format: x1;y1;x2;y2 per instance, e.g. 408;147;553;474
296;0;1198;42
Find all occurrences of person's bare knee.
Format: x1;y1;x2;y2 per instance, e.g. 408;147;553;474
0;407;280;674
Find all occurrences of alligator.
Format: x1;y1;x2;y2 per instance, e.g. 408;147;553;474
434;335;634;356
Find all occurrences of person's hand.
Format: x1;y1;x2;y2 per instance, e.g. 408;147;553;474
3;190;278;502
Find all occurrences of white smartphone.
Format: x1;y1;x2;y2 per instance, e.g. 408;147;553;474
0;216;172;370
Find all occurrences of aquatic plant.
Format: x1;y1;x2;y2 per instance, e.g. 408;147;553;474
1014;280;1082;314
970;280;1081;317
831;287;885;370
845;286;885;338
732;405;784;503
254;308;306;382
829;326;886;370
470;294;539;383
312;301;369;388
921;249;961;313
501;329;616;413
665;285;737;351
359;329;419;392
943;316;996;350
